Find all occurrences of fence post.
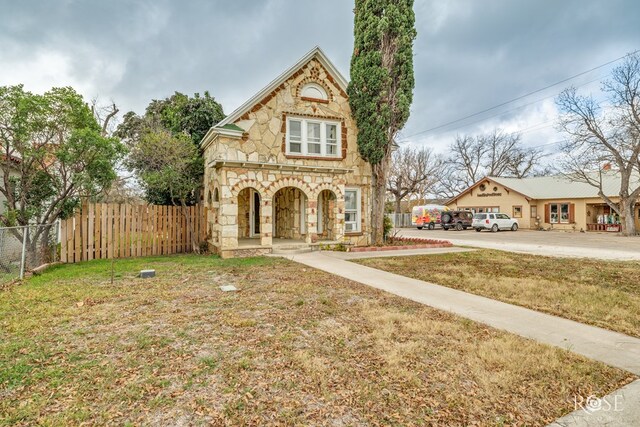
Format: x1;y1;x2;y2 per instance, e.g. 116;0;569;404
19;226;28;280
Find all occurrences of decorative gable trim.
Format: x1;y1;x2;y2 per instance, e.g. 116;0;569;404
446;176;533;205
301;96;329;104
211;46;348;131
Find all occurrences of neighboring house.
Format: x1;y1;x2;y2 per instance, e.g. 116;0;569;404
200;47;372;258
447;174;640;232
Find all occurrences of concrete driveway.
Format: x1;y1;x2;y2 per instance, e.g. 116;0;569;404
398;228;640;260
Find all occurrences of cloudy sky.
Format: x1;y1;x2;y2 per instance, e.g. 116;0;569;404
2;0;639;156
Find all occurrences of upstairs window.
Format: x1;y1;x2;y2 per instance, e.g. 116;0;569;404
286;117;341;158
288;120;302;153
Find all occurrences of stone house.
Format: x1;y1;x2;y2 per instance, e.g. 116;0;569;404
200;47;372;258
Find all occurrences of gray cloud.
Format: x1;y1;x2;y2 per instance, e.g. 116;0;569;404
1;0;638;154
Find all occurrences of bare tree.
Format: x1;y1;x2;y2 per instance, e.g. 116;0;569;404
557;52;640;236
436;129;546;198
435;173;471;200
94;175;144;204
387;146;442;213
448;135;485;185
90;98;119;136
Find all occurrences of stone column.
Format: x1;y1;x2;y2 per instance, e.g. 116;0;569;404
335;197;345;241
220;198;238;250
306;199;318;244
261;198;273;247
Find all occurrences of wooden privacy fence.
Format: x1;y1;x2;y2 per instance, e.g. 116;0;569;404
60;203;206;263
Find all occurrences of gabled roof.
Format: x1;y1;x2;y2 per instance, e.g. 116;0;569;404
215;46;347;130
447;172;637;205
446;176;533;205
489;174;633;199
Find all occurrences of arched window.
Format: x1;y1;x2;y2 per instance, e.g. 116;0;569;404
207;190;213;206
300;83;328;101
213;188;219;202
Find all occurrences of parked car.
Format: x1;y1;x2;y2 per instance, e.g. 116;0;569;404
440;210;473;231
411;204;448;230
472;212;519;232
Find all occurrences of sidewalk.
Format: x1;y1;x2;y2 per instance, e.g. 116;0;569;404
326;246;474;260
548;379;640;426
398;229;640;261
289;251;640;373
286;251;640;425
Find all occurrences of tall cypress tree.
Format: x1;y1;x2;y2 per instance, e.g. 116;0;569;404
348;0;416;245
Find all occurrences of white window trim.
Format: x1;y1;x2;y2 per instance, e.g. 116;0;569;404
549;203;570;224
301;83;328;100
344;187;361;233
286;116;341;158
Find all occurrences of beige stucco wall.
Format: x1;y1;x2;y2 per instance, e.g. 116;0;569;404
535;197;640;231
447;179;533;228
449;178;640;232
203;57;372;257
532;199;585;231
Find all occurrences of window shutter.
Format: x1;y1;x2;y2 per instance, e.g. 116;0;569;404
544;204;550;223
569;203;575;223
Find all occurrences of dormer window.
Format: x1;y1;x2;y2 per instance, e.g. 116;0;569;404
300;83;328;101
286;117;341;158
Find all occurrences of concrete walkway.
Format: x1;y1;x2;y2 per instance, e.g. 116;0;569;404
548;379;640;426
326;246;474;260
399;229;640;261
284;251;640;425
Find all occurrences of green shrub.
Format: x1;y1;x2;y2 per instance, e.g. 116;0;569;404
383;215;394;240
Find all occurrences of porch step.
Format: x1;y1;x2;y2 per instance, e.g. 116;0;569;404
271;243;313;255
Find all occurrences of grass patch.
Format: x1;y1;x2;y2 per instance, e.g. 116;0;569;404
356;249;640;337
0;253;634;425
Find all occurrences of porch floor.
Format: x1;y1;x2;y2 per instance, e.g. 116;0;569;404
237;238;342;249
237;238;308;248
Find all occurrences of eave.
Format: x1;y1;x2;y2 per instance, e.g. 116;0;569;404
446;176;533;205
212;46;348;130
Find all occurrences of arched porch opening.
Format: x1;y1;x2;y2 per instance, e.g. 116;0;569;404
237;187;261;243
273;187;307;241
317;189;338;241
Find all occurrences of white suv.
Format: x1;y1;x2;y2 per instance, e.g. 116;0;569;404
472;213;519;232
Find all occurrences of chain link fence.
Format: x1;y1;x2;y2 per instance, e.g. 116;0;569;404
0;223;59;285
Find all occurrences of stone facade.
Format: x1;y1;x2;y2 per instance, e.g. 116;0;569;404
201;48;372;258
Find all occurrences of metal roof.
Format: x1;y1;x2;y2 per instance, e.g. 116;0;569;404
489;172;637;200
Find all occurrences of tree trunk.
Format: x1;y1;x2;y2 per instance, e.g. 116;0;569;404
620;198;637;236
394;197;402;215
371;156;390;246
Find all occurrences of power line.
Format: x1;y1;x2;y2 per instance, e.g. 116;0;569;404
404;50;637;139
399;74;604;141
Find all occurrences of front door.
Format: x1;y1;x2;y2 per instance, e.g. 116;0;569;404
250;190;260;237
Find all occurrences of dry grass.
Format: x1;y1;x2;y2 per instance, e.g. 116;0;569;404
0;254;634;426
357;249;640;338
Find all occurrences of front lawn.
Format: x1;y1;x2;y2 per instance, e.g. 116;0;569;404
0;255;634;425
356;250;640;337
